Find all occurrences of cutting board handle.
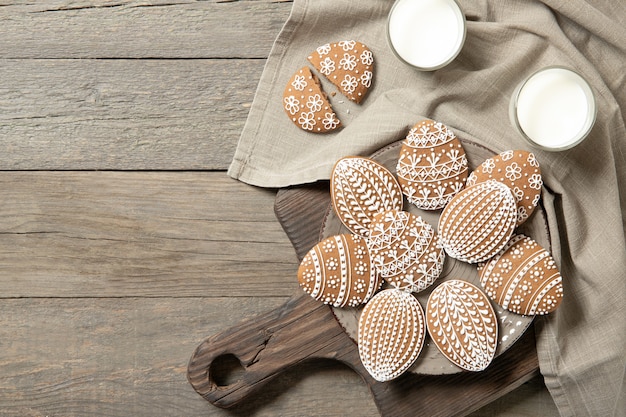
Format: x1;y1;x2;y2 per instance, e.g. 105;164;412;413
187;293;364;408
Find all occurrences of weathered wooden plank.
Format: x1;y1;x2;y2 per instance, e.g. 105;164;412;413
0;296;556;417
0;297;380;417
0;59;264;170
0;171;300;298
0;0;292;59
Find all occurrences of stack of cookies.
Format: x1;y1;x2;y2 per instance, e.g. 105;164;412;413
296;118;564;382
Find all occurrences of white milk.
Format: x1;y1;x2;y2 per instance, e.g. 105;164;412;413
513;67;596;150
387;0;466;70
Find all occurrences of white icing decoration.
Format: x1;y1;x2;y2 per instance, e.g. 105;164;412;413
396;120;468;210
331;157;403;237
358;289;425;382
367;210;444;293
438;180;517;263
426;280;497;371
298;234;379;308
479;235;563;315
291;74;307;91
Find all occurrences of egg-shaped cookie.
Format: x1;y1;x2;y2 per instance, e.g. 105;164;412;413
426;280;498;372
298;234;380;308
307;40;374;104
396;119;469;210
358;288;426;382
438;180;517;264
467;150;542;226
331;156;403;238
478;234;563;315
283;66;341;133
367;209;444;293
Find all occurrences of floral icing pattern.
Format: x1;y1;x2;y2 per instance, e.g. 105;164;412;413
308;40;374;104
283;66;341;133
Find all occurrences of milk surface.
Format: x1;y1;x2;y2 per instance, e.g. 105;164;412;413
516;68;594;149
388;0;464;69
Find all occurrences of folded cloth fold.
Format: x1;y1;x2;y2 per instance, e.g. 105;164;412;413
229;0;626;415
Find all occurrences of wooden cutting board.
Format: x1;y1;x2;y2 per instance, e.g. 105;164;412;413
187;179;541;416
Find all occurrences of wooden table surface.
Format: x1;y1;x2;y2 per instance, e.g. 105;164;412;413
0;1;560;415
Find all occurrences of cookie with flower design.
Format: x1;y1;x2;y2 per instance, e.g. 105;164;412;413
467;150;542;226
283;66;341;133
307;40;374;104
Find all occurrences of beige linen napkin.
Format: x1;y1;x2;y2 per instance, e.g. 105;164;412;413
229;0;626;415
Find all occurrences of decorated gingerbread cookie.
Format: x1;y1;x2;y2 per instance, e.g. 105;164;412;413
396;119;469;210
298;234;381;308
426;280;498;372
307;40;374;104
467;150;542;226
283;66;341;133
331;156;403;238
478;234;563;315
358;288;426;382
367;209;444;293
438;180;517;264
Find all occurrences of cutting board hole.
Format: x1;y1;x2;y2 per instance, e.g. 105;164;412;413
210;354;245;386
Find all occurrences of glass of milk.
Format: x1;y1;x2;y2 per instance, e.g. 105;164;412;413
510;67;597;151
387;0;466;71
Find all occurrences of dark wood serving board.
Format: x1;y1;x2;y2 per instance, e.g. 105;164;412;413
187;180;541;416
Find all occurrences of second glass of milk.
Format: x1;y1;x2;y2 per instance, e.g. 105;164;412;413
510;67;597;151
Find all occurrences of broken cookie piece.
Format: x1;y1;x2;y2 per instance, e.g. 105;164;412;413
283;66;341;133
308;40;374;104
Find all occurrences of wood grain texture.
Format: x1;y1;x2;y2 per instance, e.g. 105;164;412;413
0;171;299;297
0;297;382;417
0;59;263;170
0;0;292;59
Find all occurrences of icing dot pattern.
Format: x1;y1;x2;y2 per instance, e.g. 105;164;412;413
298;234;381;308
397;119;469;210
478;234;563;315
358;288;426;382
426;280;498;372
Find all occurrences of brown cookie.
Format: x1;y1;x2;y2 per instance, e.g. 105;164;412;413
367;209;444;293
426;280;498;372
283;66;341;133
396;119;469;210
308;40;374;104
331;156;403;238
358;288;426;382
478;234;563;315
298;234;380;308
438;180;518;264
467;150;542;226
